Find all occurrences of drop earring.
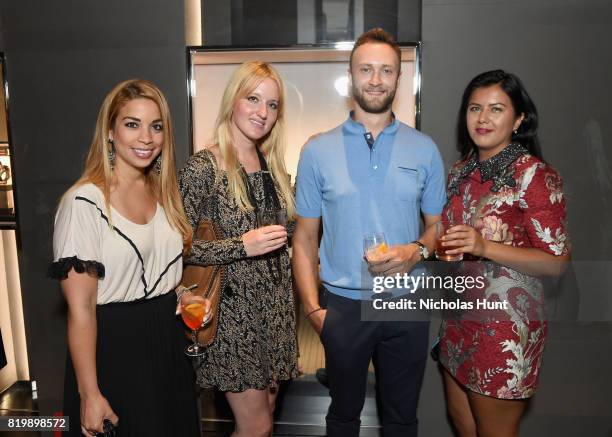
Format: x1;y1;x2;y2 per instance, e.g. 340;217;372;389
154;154;162;175
108;139;115;169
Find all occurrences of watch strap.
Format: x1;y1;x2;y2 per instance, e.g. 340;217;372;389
411;240;429;259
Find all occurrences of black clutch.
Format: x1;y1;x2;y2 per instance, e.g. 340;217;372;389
96;419;118;437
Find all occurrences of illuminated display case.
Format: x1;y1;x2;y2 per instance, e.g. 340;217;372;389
0;52;28;395
0;55;15;228
185;44;422;431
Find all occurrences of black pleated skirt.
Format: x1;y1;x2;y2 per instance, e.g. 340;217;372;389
63;292;201;436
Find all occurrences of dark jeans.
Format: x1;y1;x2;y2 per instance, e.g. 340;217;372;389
320;290;429;437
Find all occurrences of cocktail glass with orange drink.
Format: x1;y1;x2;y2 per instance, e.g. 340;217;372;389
363;232;388;263
182;301;212;357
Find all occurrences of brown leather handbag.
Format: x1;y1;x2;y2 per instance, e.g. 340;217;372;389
180;219;226;347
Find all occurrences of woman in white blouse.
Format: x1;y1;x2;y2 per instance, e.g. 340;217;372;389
48;79;203;436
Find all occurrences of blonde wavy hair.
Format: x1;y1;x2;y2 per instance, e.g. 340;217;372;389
66;79;192;250
213;61;295;218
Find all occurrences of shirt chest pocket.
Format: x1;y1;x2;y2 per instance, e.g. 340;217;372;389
395;167;420;202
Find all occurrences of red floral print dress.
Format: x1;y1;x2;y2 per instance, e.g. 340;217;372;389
438;143;569;399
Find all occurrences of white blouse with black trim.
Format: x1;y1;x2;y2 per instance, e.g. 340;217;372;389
50;183;183;304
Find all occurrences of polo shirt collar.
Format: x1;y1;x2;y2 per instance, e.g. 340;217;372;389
343;111;400;136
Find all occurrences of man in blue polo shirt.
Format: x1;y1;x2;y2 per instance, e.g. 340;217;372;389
293;28;445;437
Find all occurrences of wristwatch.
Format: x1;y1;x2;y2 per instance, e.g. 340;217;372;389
412;240;429;260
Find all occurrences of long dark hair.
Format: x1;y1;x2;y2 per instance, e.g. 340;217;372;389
456;70;543;161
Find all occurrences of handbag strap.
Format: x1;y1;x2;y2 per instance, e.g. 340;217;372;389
240;147;283;284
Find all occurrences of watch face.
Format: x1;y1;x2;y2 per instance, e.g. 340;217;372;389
414;241;428;259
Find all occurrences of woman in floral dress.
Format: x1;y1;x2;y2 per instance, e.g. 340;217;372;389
437;70;570;437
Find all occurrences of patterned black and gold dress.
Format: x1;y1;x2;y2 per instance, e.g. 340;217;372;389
179;149;299;392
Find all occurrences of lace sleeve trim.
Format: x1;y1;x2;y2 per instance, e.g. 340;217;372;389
47;256;105;280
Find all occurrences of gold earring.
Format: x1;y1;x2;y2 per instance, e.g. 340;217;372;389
107;139;115;169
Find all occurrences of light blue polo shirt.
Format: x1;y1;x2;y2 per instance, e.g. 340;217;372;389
295;114;446;300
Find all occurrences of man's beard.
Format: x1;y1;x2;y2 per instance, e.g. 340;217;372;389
352;85;397;114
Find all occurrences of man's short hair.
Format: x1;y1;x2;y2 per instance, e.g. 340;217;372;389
349;28;401;69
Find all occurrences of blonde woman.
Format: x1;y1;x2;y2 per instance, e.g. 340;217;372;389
48;79;201;436
179;61;298;437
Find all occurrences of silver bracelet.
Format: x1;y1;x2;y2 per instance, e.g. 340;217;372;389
175;284;197;303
